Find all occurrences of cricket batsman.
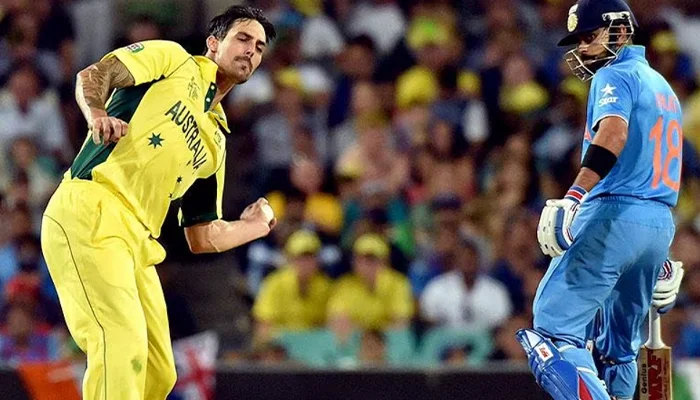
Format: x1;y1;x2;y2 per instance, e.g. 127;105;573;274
40;6;276;399
515;0;685;399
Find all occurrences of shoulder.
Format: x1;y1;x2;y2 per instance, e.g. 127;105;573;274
142;40;190;55
264;267;294;286
593;63;637;91
382;267;410;285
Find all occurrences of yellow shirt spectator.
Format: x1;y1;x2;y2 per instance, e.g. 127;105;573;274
253;230;332;335
253;266;332;331
327;234;414;330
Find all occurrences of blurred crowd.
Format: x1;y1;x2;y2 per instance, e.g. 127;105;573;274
0;0;699;376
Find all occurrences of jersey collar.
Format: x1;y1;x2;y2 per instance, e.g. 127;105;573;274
193;55;230;134
613;45;648;66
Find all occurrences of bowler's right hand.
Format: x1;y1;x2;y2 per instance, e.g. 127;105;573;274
89;109;129;145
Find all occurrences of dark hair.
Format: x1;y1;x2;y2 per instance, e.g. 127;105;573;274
207;5;276;44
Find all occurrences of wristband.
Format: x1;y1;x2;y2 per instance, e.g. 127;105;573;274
564;185;588;203
582;144;618;179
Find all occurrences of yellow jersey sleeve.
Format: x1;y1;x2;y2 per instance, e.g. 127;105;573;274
252;274;281;323
180;160;225;227
103;40;191;86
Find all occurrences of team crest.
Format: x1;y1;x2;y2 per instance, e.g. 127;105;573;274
126;43;144;53
568;13;578;32
567;4;579;32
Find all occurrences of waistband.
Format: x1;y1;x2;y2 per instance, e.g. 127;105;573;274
588;194;671;209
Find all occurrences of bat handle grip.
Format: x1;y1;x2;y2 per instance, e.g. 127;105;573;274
648;307;665;349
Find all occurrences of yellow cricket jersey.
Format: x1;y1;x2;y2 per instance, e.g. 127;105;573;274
252;267;332;331
66;40;229;237
327;268;414;330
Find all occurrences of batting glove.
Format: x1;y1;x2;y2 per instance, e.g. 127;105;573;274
537;186;587;258
653;259;684;314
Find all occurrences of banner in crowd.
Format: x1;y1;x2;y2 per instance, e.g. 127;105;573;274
168;330;219;400
16;359;82;400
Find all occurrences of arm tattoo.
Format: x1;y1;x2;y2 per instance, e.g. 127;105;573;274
75;56;135;116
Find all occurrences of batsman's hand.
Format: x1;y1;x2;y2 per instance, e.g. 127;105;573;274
537;186;587;258
240;198;277;231
89;109;129;145
653;259;684;314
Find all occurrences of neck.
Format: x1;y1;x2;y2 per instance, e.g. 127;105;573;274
211;70;236;110
204;52;237;110
462;272;475;289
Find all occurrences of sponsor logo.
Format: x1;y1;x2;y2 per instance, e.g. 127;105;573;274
599;97;618;107
126;43;144;53
535;343;553;361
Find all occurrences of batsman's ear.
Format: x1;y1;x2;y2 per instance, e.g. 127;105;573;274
206;36;219;54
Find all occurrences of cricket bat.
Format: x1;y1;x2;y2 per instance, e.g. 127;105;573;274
639;308;672;400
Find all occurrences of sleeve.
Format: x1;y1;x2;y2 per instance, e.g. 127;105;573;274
180;162;225;227
252;275;280;323
102;40;191;85
590;68;637;131
390;276;415;320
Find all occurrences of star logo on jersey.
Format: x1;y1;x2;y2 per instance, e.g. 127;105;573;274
601;83;616;97
148;133;164;148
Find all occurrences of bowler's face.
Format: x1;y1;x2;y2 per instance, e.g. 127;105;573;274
211;19;267;83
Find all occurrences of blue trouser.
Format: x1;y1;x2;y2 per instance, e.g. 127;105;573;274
533;196;675;398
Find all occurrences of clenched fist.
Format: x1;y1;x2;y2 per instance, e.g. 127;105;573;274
240;198;277;229
89;109;128;145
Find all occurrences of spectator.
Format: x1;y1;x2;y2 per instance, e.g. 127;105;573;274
345;0;406;56
9;137;60;214
115;15;163;48
252;230;332;341
0;11;62;85
420;235;512;331
327;233;414;332
327;35;377;130
0;303;62;364
408;195;462;296
0;63;70;162
490;210;543;314
336;113;410;199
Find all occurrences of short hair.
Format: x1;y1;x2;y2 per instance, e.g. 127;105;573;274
207;5;276;44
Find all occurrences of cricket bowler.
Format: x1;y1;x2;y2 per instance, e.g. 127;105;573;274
40;6;276;399
515;0;685;399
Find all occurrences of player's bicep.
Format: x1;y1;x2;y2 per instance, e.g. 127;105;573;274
591;70;636;132
80;56;136;90
103;40;189;85
592;116;629;156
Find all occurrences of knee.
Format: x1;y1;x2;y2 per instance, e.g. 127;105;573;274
600;360;637;399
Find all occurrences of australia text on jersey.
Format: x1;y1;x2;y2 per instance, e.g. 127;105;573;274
165;100;207;170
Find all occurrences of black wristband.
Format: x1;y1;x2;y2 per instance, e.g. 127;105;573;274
582;144;618;179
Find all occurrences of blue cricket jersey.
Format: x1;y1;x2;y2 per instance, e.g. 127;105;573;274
584;45;683;207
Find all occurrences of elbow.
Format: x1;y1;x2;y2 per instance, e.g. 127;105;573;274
184;225;217;254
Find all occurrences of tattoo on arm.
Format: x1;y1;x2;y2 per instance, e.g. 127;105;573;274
75;56;135;118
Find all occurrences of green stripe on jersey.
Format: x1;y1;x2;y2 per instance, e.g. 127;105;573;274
71;82;154;180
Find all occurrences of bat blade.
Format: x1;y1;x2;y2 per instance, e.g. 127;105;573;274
639;343;673;399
